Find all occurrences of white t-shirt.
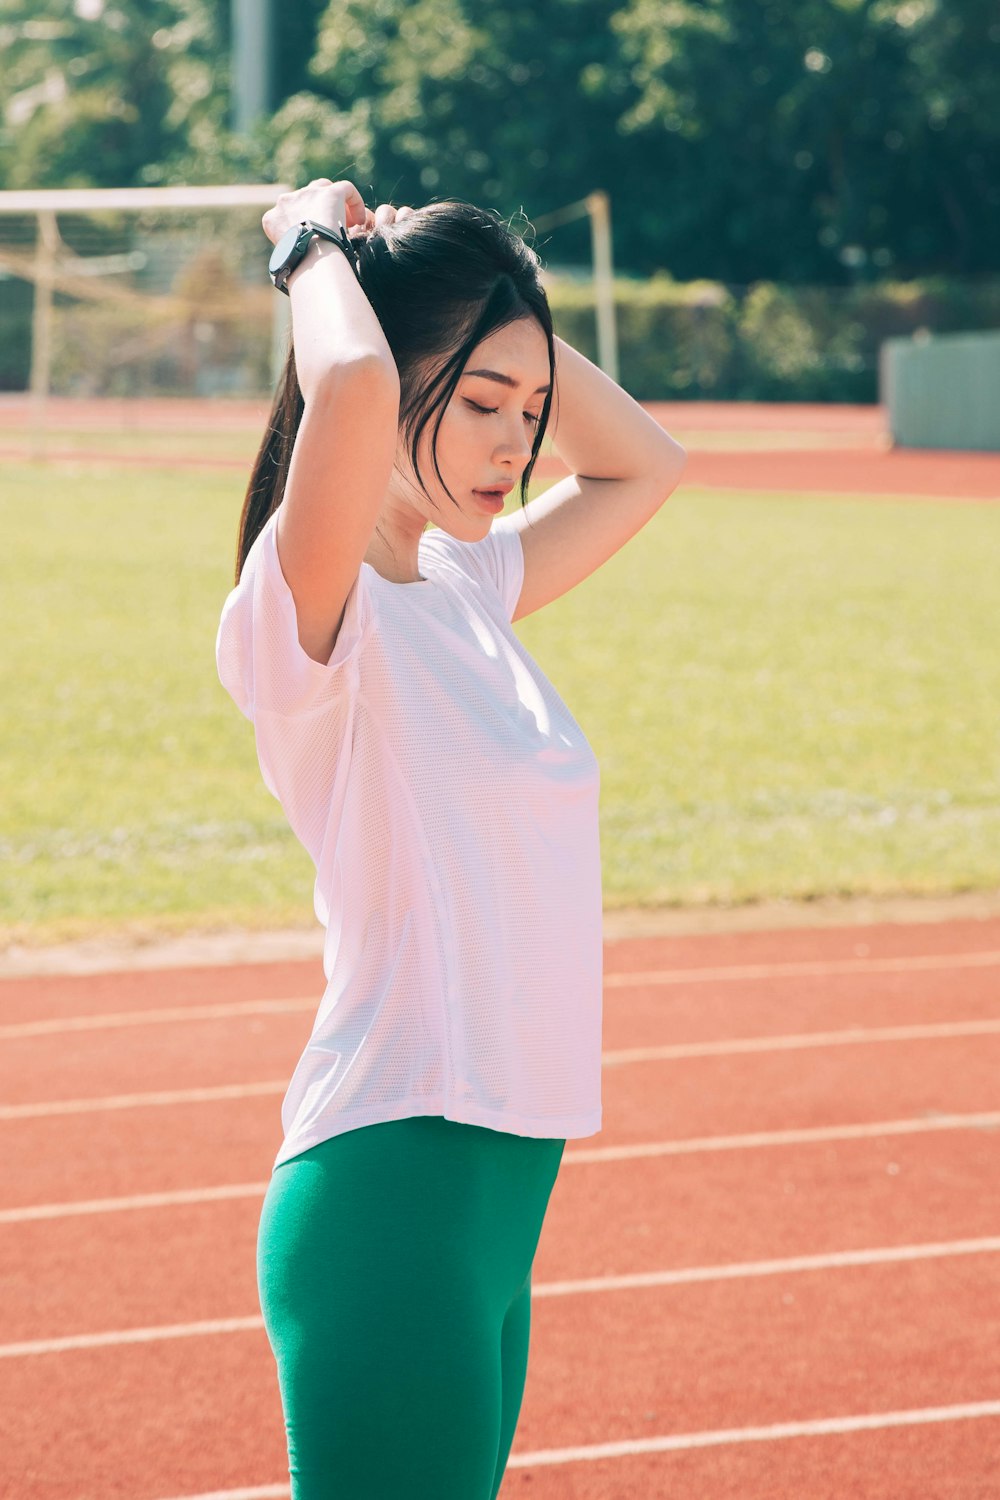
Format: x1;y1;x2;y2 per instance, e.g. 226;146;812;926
216;509;603;1167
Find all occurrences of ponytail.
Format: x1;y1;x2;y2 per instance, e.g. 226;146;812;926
234;345;303;583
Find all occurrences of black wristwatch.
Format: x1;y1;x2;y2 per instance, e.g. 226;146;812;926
268;219;359;294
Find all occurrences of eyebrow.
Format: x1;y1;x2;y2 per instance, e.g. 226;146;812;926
464;368;551;395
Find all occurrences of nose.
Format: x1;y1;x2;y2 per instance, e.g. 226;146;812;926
494;416;534;467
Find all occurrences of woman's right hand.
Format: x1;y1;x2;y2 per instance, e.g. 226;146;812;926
262;178;369;246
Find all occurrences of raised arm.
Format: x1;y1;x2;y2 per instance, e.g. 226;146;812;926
507;337;687;621
263;179;402;665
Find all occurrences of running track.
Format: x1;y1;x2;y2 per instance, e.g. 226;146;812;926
3;916;1000;1498
2;397;998;499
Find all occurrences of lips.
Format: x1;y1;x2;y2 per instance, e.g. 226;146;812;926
475;483;514;497
472;489;507;513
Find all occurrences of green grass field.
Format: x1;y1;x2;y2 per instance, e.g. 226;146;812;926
3;428;259;463
3;459;999;943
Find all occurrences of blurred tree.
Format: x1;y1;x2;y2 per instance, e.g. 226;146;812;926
0;0;225;188
595;0;1000;281
274;0;636;263
0;0;996;280
894;0;1000;273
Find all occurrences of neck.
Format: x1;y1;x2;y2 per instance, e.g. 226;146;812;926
364;521;427;584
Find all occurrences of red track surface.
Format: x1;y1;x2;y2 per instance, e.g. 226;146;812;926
3;400;998;1491
3;916;1000;1498
1;396;997;498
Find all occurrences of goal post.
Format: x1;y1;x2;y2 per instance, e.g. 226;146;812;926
0;183;619;458
0;184;291;456
531;190;619;384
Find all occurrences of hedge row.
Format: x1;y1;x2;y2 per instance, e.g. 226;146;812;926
3;268;1000;401
545;274;1000;402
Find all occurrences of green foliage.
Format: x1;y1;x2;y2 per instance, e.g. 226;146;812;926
0;0;225;189
599;0;1000;279
1;0;998;283
545;272;1000;400
547;274;738;399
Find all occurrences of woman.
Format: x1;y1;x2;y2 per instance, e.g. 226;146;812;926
216;178;687;1499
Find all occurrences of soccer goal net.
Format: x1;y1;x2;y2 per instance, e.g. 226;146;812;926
0;184;291;410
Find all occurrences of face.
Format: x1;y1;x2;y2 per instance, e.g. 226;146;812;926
393;317;551;539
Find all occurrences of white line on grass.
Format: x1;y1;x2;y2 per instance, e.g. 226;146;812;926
8;947;1000;1040
5;1233;1000;1358
3;1109;999;1220
156;1400;1000;1497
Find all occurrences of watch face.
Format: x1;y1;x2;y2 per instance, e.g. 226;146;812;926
268;222;306;278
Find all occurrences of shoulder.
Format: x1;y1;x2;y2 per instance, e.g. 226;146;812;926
419;519;524;621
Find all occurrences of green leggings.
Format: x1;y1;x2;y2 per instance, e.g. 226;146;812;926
257;1114;566;1499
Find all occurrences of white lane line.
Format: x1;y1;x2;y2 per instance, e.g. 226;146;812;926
0;1081;285;1120
0;1182;268;1224
156;1400;1000;1496
603;1016;1000;1065
161;1488;289;1500
604;948;1000;988
533;1235;1000;1297
0;1316;265;1358
9;1015;1000;1122
6;1234;1000;1358
0;997;313;1040
10;948;1000;1041
4;1109;999;1220
506;1401;1000;1467
563;1110;1000;1164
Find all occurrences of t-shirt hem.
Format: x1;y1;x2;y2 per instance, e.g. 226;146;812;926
272;1097;602;1169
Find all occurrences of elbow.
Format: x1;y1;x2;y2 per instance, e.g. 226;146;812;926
306;353;401;412
665;436;687;469
654;437;688;504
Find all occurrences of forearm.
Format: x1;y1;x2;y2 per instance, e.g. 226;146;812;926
547;336;685;480
287;239;398;403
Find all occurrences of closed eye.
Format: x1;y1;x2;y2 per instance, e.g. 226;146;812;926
466;400;541;427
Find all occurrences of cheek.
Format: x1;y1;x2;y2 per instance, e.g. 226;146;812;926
438;404;481;461
409;410;468;492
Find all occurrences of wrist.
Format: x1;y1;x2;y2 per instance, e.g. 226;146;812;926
284;233;329;286
285;229;358;293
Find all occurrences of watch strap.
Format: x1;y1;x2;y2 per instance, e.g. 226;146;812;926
270;219;361;294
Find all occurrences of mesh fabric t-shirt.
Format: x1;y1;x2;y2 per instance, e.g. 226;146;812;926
216;510;603;1167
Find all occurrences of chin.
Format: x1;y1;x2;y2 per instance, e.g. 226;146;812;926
450;517;493;544
447;504;494;535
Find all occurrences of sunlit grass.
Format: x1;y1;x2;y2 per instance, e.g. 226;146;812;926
519;486;1000;904
0;427;259;463
3;458;999;942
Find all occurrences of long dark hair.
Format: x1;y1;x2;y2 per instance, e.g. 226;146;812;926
235;198;556;582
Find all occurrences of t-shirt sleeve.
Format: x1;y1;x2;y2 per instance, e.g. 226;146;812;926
215;510;376;869
421;515;525;622
215;509;375;721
